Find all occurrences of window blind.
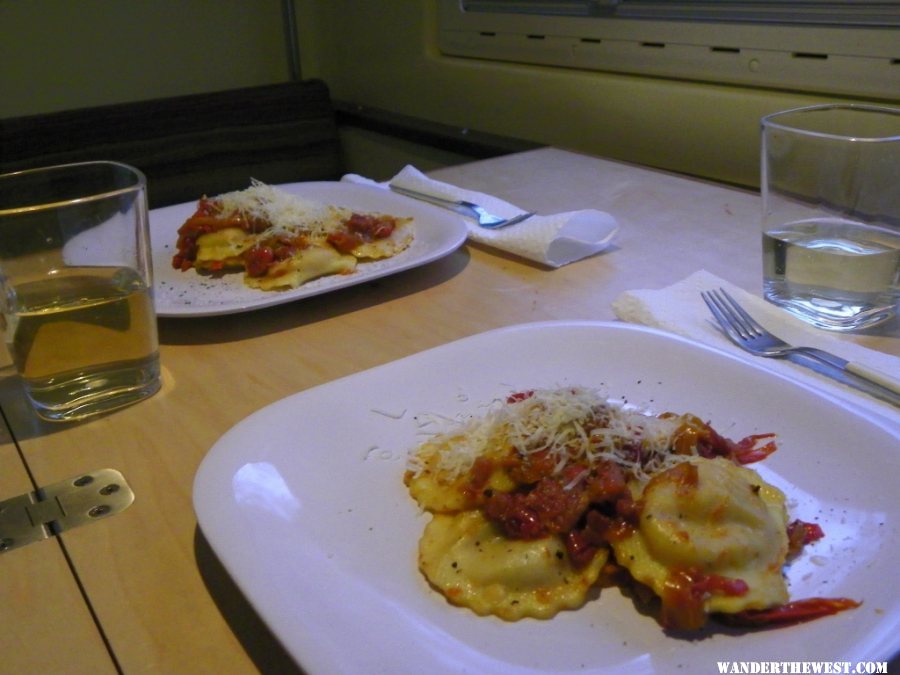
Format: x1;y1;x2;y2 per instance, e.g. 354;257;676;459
460;0;900;26
440;0;900;98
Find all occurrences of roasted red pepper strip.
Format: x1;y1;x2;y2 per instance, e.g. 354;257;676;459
680;419;778;465
345;212;396;239
722;597;861;627
786;519;825;557
326;230;363;254
506;391;534;404
660;568;749;631
732;433;778;464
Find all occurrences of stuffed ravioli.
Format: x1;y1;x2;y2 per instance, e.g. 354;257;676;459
172;181;413;290
404;387;859;630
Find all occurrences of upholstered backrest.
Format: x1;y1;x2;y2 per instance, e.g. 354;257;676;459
0;79;342;208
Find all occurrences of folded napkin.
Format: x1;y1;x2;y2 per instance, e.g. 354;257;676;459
613;270;900;423
343;165;618;268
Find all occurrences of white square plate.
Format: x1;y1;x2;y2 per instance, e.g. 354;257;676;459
150;181;467;317
193;322;899;673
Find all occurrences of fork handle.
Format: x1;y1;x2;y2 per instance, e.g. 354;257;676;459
787;351;900;408
389;185;471;216
846;362;900;396
799;347;900;397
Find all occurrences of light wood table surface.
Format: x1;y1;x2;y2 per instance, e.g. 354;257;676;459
1;148;896;674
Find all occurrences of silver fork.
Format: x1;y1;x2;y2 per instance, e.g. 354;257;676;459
702;288;900;407
389;184;535;229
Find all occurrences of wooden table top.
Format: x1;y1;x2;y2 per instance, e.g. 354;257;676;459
1;148;896;674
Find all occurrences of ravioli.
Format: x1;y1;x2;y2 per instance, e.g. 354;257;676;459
419;510;608;620
243;244;357;290
405;434;517;514
611;457;789;629
193;227;255;271
349;220;414;260
403;386;857;632
172;181;413;290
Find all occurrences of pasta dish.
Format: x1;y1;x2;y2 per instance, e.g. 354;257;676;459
171;181;413;290
404;386;859;631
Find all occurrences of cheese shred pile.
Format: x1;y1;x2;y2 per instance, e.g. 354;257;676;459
212;179;341;239
408;387;697;483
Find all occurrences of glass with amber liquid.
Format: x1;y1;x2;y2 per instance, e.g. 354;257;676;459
0;162;160;421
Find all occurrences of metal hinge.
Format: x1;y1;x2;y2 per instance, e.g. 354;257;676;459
0;469;134;553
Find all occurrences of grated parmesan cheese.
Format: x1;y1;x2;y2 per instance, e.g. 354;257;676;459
212;179;344;239
407;387;699;483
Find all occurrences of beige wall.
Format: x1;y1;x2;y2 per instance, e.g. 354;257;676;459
295;1;897;188
0;0;289;117
3;1;896;188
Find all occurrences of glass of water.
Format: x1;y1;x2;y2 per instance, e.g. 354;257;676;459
0;161;161;422
761;104;900;331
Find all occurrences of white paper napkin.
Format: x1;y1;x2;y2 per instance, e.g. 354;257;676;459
613;270;900;423
343;165;618;268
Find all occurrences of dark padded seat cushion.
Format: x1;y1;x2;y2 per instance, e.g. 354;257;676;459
1;79;342;208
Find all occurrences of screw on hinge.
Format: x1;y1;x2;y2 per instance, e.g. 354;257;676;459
88;505;112;518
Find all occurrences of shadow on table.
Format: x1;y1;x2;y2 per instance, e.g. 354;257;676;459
0;370;73;444
0;368;168;444
194;527;307;675
0;250;469;442
158;246;470;347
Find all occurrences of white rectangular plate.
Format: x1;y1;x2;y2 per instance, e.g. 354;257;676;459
193;322;900;674
150;181;468;317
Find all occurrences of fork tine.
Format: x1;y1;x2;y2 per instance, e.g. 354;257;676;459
701;290;743;343
481;211;535;229
706;289;760;341
702;291;900;406
717;288;765;337
706;289;751;338
390;185;532;228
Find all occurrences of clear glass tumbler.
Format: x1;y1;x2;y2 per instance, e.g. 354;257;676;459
761;104;900;331
0;161;161;421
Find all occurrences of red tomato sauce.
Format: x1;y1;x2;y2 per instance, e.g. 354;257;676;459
454;395;858;632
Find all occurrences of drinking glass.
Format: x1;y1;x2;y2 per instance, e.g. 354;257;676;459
761;104;900;331
0;161;160;421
